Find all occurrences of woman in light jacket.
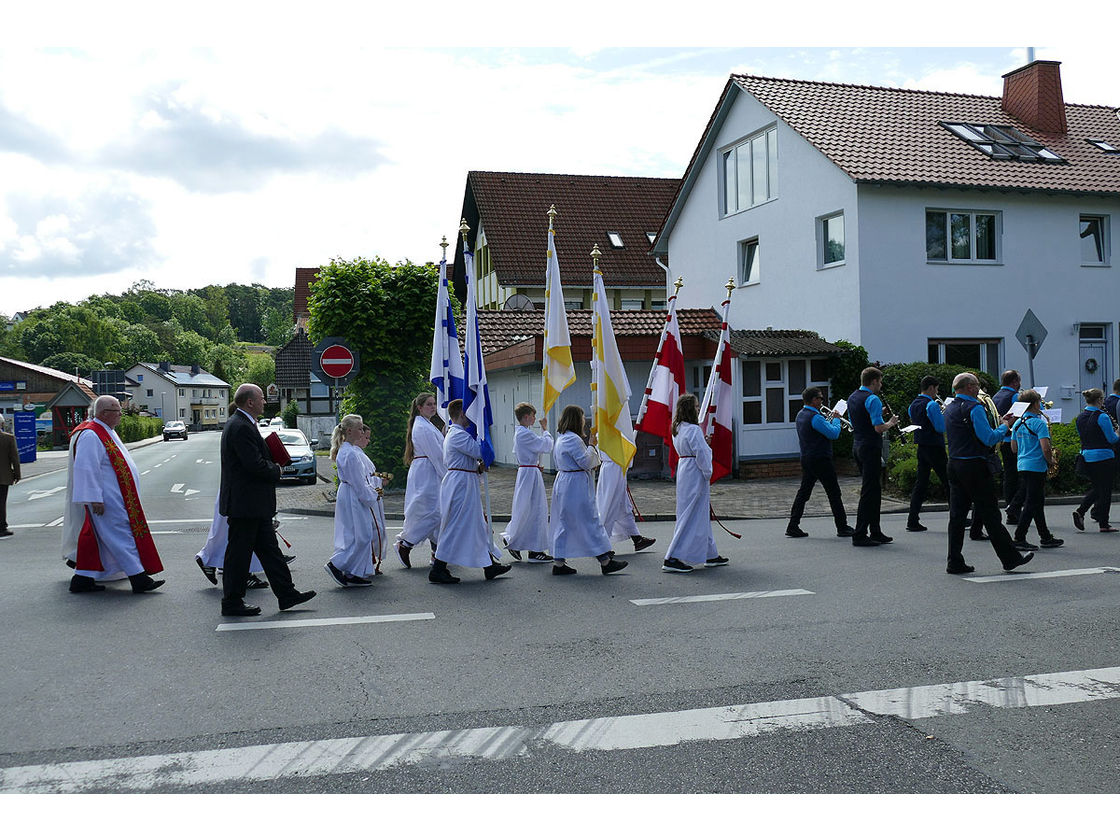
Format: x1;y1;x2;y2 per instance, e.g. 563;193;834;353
662;393;729;572
395;393;447;567
325;414;384;587
548;405;627;577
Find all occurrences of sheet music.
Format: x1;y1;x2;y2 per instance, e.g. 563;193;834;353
1042;408;1062;424
900;424;921;434
1009;401;1030;417
830;399;848;417
1035;386;1049;400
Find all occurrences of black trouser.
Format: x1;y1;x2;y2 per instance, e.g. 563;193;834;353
1000;442;1025;514
908;445;948;526
1077;458;1116;525
948;458;1022;568
0;484;8;530
852;438;883;537
789;456;849;529
1014;470;1052;541
224;517;299;606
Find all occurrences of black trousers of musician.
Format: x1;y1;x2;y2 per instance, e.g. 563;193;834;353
1076;458;1116;526
223;517;299;607
1013;470;1053;542
999;442;1025;515
947;458;1021;567
789;456;849;529
852;438;884;538
0;484;8;531
908;445;948;527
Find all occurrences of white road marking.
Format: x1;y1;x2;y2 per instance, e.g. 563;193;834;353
196;459;205;463
170;483;185;493
184;489;199;497
3;665;1118;793
146;518;216;524
152;464;161;468
150;531;181;535
216;612;436;632
46;517;64;527
965;566;1120;584
630;589;814;606
27;486;65;501
141;470;151;475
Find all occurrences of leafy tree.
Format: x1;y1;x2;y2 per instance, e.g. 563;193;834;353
197;285;232;340
246;352;275;390
173;330;209;366
41;352;103;377
308;257;439;481
116;323;163;369
226;284;263;342
171;293;211;338
262;307;293;346
135;290;173;321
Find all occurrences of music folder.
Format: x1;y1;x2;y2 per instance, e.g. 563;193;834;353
264;431;292;466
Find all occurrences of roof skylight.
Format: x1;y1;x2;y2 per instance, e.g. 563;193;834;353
1087;138;1118;153
942;122;1065;163
607;231;624;248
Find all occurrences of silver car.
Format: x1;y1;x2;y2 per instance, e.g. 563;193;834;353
274;428;318;484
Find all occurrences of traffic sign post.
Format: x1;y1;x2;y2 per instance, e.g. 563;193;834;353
1015;309;1048;388
311;337;360;421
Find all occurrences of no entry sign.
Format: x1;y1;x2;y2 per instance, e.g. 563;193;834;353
311;336;360;385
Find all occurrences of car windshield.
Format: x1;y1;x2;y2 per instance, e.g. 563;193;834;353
278;431;306;446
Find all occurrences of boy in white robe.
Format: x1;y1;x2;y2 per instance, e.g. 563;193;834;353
396;393;446;568
501;402;552;563
430;399;511;584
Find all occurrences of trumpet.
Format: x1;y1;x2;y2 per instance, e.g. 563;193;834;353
820;404;853;432
881;399;907;444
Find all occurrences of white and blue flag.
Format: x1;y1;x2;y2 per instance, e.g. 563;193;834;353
428;256;465;422
462;244;495;467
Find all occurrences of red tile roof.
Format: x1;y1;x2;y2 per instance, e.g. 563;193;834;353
709;329;846;357
732;73;1120;194
457;171;679;290
471;307;721;356
293;267;320;323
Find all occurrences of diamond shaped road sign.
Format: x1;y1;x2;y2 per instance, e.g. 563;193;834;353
1015;309;1047;360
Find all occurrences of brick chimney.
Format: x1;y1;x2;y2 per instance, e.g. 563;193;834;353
1001;60;1067;134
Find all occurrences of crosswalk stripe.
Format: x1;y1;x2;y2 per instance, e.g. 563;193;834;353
2;665;1118;793
965;566;1120;584
630;589;813;606
215;612;436;632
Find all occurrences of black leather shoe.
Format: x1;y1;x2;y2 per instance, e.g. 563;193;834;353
1003;552;1033;572
551;563;577;575
196;557;218;585
632;536;656;552
69;574;105;593
484;561;511;580
1072;510;1085;531
428;565;460;584
785;526;808;538
325;562;350;587
129;573;165;594
600;558;628;575
836;525;855;537
278;590;317;610
221;602;262;617
906;523;927;532
870;533;893;544
1039;537;1064;548
946;563;975;574
1012;539;1039;551
970;532;990;541
851;535;880;547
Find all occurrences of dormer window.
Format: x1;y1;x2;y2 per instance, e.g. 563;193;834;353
1087;138;1118;153
942;122;1065;163
646;232;657;245
607;231;624;248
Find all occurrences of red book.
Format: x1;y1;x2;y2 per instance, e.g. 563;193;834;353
264;431;291;466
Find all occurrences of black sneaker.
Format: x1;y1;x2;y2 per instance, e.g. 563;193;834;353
600;558;628;575
785;526;808;538
551;563;577;576
632;536;656;552
852;535;880;547
484;561;511;580
1039;537;1064;548
906;523;927;532
0;529;13;539
705;556;730;567
325;562;350;587
507;548;523;561
661;557;694;573
1073;510;1085;531
527;551;552;564
1005;513;1020;526
195;556;218;585
1012;539;1039;551
246;574;270;590
1003;552;1033;572
428;564;460;584
946;563;975;574
836;525;856;538
396;541;412;568
870;533;893;544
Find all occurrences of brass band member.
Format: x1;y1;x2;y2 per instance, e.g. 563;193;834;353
1072;388;1120;533
1009;390;1062;550
992;370;1026;525
846;367;898;547
786;387;854;538
906;375;947;532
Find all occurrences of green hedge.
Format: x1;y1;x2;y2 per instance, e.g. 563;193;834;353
116;415;165;443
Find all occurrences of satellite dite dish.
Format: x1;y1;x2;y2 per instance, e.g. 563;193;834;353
503;294;537;311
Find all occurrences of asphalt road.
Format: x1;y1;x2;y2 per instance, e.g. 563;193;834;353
1;431;1118;795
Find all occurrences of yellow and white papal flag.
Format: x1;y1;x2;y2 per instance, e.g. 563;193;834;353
591;261;637;470
542;219;575;413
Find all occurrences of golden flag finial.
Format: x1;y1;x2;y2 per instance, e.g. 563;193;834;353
674;276;685;294
459;218;470;244
591;244;602;268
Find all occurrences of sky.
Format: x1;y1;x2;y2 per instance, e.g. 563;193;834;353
1;3;1114;317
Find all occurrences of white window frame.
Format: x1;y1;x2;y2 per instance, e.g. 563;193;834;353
817;211;846;269
740;357;830;427
926;209;1002;264
738;237;760;287
720;125;778;216
620;298;644;310
606;231;624;248
928;338;1002;374
1080;214;1111;266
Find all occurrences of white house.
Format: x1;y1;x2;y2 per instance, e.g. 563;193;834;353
127;362;230;428
653;59;1120;447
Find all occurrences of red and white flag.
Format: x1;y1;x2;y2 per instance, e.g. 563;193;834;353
635;284;687;475
698;288;735;483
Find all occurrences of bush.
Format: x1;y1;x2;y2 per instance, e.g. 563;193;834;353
282;399;299;429
878;362;997;425
116;415;164;443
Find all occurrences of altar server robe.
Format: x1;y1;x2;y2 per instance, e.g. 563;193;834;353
436;423;491;568
400;417;446;547
196;494;264;574
596;451;640;542
549;431;611;560
664;422;718;564
329;441;385;579
501;425;552;552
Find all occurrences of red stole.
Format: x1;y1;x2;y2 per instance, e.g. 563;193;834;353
71;421;163;574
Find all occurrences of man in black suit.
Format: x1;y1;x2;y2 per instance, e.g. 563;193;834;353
219;383;315;617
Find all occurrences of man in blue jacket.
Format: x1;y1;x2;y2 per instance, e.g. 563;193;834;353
906;375;947;532
786;387;855;539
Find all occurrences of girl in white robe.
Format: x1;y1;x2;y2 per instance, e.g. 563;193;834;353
326;415;385;587
430;399;509;583
596;452;656;552
195;493;267;586
396;393;446;568
548;405;627;576
501;403;552;562
663;394;728;572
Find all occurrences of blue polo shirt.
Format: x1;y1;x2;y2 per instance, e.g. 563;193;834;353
1011;412;1050;473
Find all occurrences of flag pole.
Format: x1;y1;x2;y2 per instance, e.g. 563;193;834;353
706;277;742;539
635;276;685;427
589;243;602;440
462;217;498;558
542;204;558;411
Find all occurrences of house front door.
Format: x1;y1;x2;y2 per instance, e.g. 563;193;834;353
1078;325;1109;394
